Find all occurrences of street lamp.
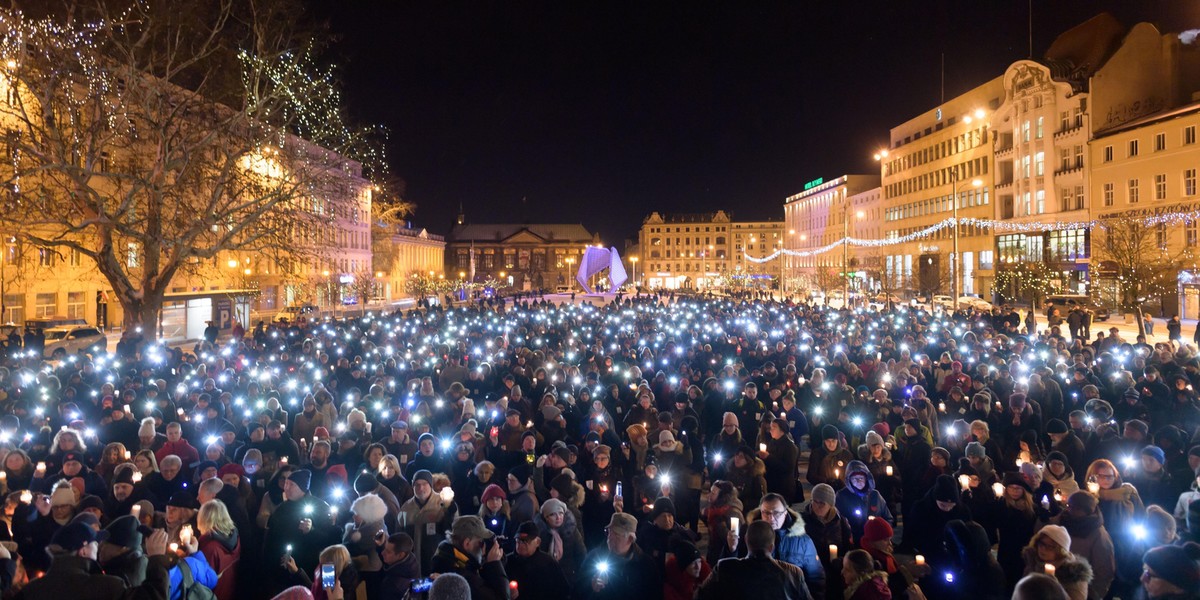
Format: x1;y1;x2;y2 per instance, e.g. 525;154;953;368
629;256;638;287
950;173;984;310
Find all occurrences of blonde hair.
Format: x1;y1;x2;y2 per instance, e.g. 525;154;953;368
319;544;352;576
378;454;402;478
197;499;235;537
134;449;159;473
50;428;87;454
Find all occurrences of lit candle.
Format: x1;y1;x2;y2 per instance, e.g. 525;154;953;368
280;457;289;465
19;490;31;504
0;471;7;482
180;524;192;545
1044;564;1056;576
833;469;840;479
169;543;178;553
1088;481;1100;494
958;474;971;490
758;443;767;453
35;462;45;475
132;471;143;483
885;466;893;476
131;504;141;519
124;450;132;460
829;544;838;560
730;517;740;535
915;555;925;566
992;482;1005;497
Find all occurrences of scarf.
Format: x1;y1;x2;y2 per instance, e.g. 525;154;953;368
549;529;563;561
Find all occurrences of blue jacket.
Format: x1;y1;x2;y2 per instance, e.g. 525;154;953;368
834;460;894;541
168;551;219;600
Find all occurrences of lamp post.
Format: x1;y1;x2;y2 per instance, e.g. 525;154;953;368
629;256;638;288
949;173;984;310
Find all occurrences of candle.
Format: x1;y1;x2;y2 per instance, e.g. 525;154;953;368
0;471;7;481
759;443;767;453
992;482;1004;497
938;402;946;413
1054;490;1062;502
180;524;192;545
169;543;178;553
1044;564;1056;576
915;555;925;566
885;466;893;476
1087;481;1100;494
829;544;838;560
124;450;132;460
132;471;143;483
730;517;740;535
280;456;288;465
123;404;131;414
958;474;971;490
19;490;31;504
35;462;45;474
833;469;840;479
131;504;141;519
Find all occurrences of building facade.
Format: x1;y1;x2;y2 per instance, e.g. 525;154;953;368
783;175;880;296
444;222;599;291
639;211;732;290
374;224;447;304
730;219;785;284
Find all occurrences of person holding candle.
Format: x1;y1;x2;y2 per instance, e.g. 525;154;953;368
503;522;570;600
994;473;1040;587
810;425;853;491
799;483;851;598
728;493;824;599
703;480;743;566
1052;491;1115;600
1084;458;1144;598
1020;525;1092;600
698;520;810;600
760;418;799;503
904;474;971;570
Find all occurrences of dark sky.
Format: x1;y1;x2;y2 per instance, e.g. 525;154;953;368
307;1;1197;246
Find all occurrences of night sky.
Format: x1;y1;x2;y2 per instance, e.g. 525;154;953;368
307;1;1196;246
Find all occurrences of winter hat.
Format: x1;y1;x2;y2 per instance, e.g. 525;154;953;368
933;474;960;503
412;470;434;487
50;522;108;552
104;514;151;550
871;423;890;438
351;493;388;523
649;497;676;521
965;441;986;459
1008;393;1027;409
1037;524;1071;551
481;483;506;504
860;516;894;548
77;495;104;514
931;447;951;462
593;444;612;458
218;464;245;480
671;539;701;566
508;464;531;487
1084;399;1113;422
50;485;76;507
313;426;330;440
113;466;135;486
1123;387;1141;401
138;418;155;438
1046;419;1068;435
1066;491;1098;514
658;430;677;449
1142;542;1200;593
903;418;922;433
354;471;380;495
821;425;839;441
811;483;836;506
540;498;567;517
607;512;638;537
540;405;562;421
1126;420;1150;437
287;469;312;493
955;457;978;477
1003;472;1031;493
167;491;199;510
1141;445;1166;465
865;431;884;447
133;500;155;519
70;511;100;531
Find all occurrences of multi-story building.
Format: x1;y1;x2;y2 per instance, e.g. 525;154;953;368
639;211;732;290
373;224;446;303
877;77;1003;301
1087;21;1200;318
730;219;785;283
444;220;599;291
783;175;880;295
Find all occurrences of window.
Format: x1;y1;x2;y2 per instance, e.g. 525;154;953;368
1155;174;1167;200
1104;145;1113;162
1104;182;1115;207
1186;169;1197;197
1155;132;1166;151
1060;111;1070;132
68;248;81;267
1186;126;1196;146
1157;223;1168;250
34;293;55;318
1048;230;1088;261
1022;120;1030;142
1035;152;1044;176
3;294;22;324
1035;190;1045;214
1074;185;1084;211
1060;187;1074;212
37;247;53;267
1059;148;1070;171
1129;139;1139;157
126;243;139;268
980;250;994;270
1036;116;1044;139
1188;221;1199;248
1021;155;1031;178
1128;179;1140;204
1073;145;1083;168
66;292;85;319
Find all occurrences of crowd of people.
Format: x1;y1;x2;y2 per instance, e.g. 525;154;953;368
0;293;1196;599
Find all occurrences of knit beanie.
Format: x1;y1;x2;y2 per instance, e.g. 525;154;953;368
965;441;986;459
811;483;836;506
138;418;155;439
865;431;884;447
821;424;839;441
1143;542;1200;594
481;483;506;504
50;485;75;507
860;517;894;548
1036;524;1071;551
354;471;380;495
1046;419;1068;435
541;498;568;517
933;474;960;503
412;470;434;487
1141;445;1166;465
550;472;576;499
287;469;312;493
508;464;531;487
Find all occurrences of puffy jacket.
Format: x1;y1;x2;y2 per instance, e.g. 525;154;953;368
834;460;894;541
168;552;219;600
197;529;240;600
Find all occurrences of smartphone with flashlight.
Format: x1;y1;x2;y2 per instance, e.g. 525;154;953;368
615;482;623;498
410;578;433;593
320;564;336;589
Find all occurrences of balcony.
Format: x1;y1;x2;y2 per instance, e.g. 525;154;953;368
1054;163;1084;177
995;145;1014;159
1054;124;1084;140
995;179;1014;191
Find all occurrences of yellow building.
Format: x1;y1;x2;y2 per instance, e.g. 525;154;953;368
783;175;880;296
640;211;732;290
730;219;784;284
374;225;447;304
444;222;598;292
877;77;1003;301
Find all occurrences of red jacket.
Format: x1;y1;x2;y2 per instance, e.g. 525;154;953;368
847;573;892;600
664;555;711;600
155;439;200;468
198;530;241;600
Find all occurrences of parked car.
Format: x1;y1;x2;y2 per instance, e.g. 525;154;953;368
931;295;954;310
1042;294;1111;321
868;294;903;311
42;325;106;359
274;304;317;323
957;295;994;311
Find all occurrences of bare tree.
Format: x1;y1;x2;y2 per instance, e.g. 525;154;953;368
811;267;841;304
995;260;1061;307
1094;217;1185;333
0;1;388;333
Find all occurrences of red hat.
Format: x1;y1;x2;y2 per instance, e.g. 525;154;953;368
218;464;245;479
325;464;348;487
871;422;890;438
859;517;894;549
313;427;330;440
481;483;506;504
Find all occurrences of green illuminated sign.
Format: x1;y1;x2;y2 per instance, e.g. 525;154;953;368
803;178;824;191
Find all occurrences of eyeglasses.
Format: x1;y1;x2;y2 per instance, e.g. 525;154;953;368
763;510;787;518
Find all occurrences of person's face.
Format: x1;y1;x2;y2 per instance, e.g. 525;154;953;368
4;454;22;471
811;499;831;519
381;541;405;565
60;435;77;450
63;460;82;477
267;427;282;440
653;511;674;530
221;474;240;488
1141;455;1162;473
870;537;894;555
841;556;857;585
823;438;837;452
1036;536;1060;562
486;497;503;513
760;500;787;530
310;444;329;467
1094;468;1116;490
166;427;182;442
769;423;784;440
1006;485;1024;500
166;505;193;528
547;510;565;528
516;535;540;557
850;474;867;490
745;387;757;400
52;503;73;521
1048;460;1065;477
413;480;432;501
283;479;305;501
419;440;434;456
870;444;883;458
368;448;383;467
606;527;634;555
732;453;747;468
160;462;180;481
1141;564;1182;598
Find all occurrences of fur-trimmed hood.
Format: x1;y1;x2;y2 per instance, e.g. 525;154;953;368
856;443;892;464
745;506;808;539
352;492;389;524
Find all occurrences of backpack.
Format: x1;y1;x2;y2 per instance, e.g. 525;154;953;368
178;559;217;600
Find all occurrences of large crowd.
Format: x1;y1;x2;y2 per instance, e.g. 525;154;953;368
0;293;1197;600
